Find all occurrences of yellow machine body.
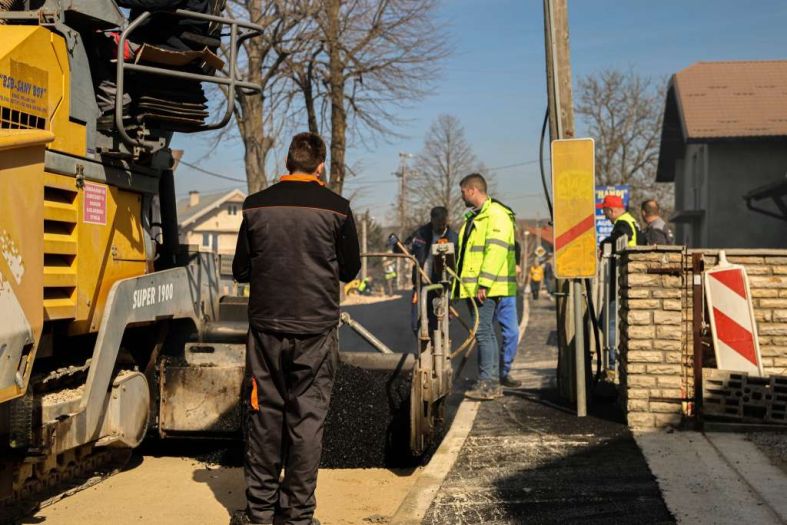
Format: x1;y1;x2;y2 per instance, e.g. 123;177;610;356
0;27;148;403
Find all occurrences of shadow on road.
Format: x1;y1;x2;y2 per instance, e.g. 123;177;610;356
192;467;245;518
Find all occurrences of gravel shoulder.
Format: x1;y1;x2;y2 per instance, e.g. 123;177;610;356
748;431;787;476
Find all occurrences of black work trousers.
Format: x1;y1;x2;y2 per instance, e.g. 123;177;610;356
244;327;338;525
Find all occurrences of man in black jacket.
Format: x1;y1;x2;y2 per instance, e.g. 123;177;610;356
640;199;674;245
398;206;459;333
232;132;361;525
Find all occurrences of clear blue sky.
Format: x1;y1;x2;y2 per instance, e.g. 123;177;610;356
172;0;787;224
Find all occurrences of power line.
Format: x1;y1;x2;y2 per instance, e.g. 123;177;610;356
486;160;540;171
178;159;247;183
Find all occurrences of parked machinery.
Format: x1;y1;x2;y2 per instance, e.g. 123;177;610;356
0;0;461;516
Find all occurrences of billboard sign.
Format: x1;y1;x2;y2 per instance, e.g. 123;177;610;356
595;185;630;244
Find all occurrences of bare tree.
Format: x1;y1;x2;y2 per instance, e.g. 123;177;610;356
575;69;672;213
288;0;448;195
407;114;483;226
219;1;312;193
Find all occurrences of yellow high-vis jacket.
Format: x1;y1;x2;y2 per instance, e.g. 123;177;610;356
455;198;517;299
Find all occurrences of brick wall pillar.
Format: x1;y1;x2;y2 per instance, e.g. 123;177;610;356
617;247;787;430
618;247;687;429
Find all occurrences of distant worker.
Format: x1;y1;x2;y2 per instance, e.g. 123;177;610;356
529;262;544;300
232;132;361;525
398;206;459;333
543;258;555;300
357;276;374;296
640;199;674;245
455;173;517;401
383;259;397;295
598;195;641;249
597;194;641;369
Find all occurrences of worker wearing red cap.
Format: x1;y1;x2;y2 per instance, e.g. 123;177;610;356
597;194;641;248
597;194;641;369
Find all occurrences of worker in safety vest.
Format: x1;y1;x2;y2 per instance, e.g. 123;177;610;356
454;173;517;401
529;262;544;300
597;194;641;370
383;259;397;295
357;276;373;295
598;194;640;248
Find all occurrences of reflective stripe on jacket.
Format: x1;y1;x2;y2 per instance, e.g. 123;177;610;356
615;212;639;247
455;198;517;298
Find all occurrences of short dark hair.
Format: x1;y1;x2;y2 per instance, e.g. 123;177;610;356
430;206;448;222
286;132;326;174
641;199;660;217
459;173;487;193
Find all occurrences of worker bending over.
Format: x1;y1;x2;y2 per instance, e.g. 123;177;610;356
455;174;517;401
399;206;459;334
232;133;361;525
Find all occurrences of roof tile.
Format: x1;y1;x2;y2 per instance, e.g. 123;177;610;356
675;60;787;139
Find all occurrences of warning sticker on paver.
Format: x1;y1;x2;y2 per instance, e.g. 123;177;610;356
83;182;108;225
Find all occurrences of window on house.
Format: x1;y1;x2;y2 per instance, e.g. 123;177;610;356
228;204;238;215
202;233;210;247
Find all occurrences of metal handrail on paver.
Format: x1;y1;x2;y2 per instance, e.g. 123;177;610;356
115;9;265;152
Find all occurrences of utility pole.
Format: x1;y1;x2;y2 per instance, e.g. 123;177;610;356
543;0;586;415
396;152;413;292
361;211;368;280
544;0;575;140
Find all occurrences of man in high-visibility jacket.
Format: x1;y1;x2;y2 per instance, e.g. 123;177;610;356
597;194;641;369
455;173;517;401
598;194;640;248
529;262;544;300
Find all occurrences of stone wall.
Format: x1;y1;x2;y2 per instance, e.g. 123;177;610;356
618;247;787;429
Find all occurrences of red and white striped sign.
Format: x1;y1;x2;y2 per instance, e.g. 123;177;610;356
703;251;763;376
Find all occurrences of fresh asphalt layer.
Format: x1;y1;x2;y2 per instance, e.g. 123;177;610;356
422;298;674;525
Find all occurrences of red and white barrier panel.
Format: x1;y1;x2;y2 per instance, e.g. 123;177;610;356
703;251;764;376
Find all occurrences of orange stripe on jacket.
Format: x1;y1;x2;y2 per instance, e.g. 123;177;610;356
250;377;260;412
279;174;325;186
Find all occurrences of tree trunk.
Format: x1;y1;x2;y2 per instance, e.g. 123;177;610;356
238;93;270;193
237;0;270;194
304;62;319;134
326;0;346;195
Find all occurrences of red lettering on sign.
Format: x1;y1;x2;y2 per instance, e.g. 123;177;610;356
83;182;107;225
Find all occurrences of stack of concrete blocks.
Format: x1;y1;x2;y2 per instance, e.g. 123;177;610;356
617;247;787;429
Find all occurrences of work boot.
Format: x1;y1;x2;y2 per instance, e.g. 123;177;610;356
230;510;272;525
464;380;503;401
500;375;522;388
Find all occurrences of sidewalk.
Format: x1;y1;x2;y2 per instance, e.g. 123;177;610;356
421;298;674;524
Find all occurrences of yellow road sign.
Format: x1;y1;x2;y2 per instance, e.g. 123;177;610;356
551;138;597;279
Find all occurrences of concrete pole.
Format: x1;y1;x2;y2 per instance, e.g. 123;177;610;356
397;153;412;292
361;211;368;280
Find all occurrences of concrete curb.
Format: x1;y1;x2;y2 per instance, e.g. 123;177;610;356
518;291;531;342
389;399;480;524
